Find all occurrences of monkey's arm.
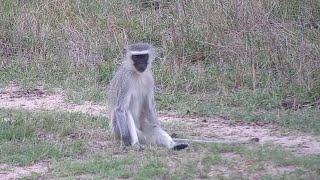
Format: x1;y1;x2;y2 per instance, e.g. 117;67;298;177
110;72;136;145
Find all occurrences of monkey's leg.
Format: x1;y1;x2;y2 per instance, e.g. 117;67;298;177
152;127;188;150
142;124;188;150
143;96;187;150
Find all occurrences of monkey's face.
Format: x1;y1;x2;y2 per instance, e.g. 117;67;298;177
132;54;149;73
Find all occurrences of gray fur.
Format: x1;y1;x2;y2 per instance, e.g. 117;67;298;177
127;42;152;52
109;43;186;149
110;44;255;148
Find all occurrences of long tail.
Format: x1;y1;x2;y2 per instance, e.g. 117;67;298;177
173;137;260;144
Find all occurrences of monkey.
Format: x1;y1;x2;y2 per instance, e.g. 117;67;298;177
109;42;188;150
109;43;260;150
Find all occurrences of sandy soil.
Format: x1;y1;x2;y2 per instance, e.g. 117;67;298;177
1;83;320;179
0;162;48;180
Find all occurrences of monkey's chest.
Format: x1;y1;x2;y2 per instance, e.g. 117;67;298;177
129;92;148;129
128;79;152;127
129;76;152;102
129;88;149;113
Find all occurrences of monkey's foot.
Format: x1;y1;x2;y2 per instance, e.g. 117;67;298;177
173;143;188;151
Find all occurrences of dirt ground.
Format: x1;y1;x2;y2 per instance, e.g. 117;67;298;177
0;163;48;180
1;83;320;179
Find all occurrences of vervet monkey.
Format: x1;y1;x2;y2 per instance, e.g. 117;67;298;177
109;43;260;150
109;43;188;150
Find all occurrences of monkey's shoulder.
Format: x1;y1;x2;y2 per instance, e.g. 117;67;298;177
110;68;132;85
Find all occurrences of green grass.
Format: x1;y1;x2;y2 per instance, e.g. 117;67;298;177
1;140;66;166
0;0;320;178
1;62;319;134
0;108;320;179
157;92;320;135
0;109;107;165
1;0;319;134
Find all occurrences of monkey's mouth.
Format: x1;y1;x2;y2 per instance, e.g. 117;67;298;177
134;63;148;72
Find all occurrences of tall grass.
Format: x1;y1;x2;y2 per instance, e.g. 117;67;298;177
0;0;319;104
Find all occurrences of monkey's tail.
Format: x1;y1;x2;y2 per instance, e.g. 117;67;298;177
173;138;260;145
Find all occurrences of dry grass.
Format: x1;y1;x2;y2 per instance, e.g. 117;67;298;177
0;0;320;133
1;1;320;179
1;0;319;96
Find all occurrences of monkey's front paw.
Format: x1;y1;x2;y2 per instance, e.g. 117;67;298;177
173;143;188;151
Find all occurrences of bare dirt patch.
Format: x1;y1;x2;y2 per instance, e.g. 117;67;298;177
0;162;48;180
1;83;320;156
0;83;109;116
162;116;320;155
207;153;299;179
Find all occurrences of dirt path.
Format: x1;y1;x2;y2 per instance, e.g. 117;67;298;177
1;84;320;156
0;162;48;180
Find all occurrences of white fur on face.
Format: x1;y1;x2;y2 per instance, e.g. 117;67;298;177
124;49;155;73
130;50;150;55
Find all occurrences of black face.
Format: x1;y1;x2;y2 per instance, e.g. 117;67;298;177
132;54;149;72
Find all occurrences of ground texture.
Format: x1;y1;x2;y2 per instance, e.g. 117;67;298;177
0;83;319;179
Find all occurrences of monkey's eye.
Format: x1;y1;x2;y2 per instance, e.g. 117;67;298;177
131;54;149;63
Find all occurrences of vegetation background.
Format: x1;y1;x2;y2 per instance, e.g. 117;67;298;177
1;0;319;132
0;0;320;179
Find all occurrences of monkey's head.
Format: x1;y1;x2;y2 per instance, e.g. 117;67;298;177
124;43;156;73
